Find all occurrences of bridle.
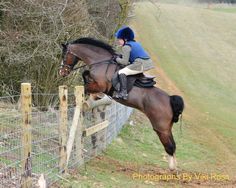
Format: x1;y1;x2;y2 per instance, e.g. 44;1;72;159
60;45;83;73
60;44;118;74
60;43;122;94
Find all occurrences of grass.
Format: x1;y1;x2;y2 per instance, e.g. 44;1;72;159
56;1;236;187
0;107;62;186
55;111;232;187
213;7;236;13
2;1;236;187
135;4;236;121
132;0;236;174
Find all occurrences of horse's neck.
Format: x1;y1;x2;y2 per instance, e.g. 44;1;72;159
76;44;113;65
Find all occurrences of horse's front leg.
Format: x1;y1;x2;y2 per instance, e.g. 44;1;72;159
84;82;101;94
82;70;107;94
84;79;107;94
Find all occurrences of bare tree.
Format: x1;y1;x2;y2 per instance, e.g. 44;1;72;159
0;0;131;106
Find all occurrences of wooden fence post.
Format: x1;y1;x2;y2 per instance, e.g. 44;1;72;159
75;86;84;165
66;86;84;166
20;83;32;188
59;85;68;173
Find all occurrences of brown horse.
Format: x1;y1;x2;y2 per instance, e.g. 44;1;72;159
59;38;184;170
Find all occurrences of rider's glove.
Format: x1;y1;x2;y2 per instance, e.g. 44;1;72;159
112;54;122;62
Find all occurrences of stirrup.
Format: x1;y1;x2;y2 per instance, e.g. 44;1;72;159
113;91;122;99
113;91;127;100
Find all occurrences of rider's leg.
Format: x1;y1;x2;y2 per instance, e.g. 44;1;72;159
118;73;128;100
118;67;142;75
115;67;143;100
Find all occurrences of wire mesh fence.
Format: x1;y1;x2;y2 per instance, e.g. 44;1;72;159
0;94;22;187
0;84;132;187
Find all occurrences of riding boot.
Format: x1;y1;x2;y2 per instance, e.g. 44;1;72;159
119;73;128;100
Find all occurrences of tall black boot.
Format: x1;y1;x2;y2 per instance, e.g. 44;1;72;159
119;73;128;100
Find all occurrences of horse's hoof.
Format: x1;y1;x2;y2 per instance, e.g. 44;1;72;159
168;154;177;171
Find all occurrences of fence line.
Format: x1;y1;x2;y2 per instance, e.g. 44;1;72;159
0;83;133;187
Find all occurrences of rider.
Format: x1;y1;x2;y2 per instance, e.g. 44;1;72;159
114;26;154;100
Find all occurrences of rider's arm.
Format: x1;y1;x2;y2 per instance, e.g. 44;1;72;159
116;45;131;65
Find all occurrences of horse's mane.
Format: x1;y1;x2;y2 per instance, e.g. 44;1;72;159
71;37;116;55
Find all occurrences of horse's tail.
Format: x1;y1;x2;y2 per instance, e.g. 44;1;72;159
170;95;184;123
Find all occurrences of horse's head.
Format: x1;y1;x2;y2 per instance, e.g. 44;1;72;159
59;43;80;77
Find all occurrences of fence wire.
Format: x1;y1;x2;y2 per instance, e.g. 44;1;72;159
0;93;132;187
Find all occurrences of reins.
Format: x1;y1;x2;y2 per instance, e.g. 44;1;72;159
71;64;88;71
71;59;116;72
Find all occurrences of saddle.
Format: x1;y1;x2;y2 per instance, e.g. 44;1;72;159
82;62;156;97
110;72;156;96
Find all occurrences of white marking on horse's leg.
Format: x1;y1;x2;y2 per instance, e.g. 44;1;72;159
168;153;177;171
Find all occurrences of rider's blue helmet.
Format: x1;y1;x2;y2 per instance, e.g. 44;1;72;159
115;26;135;41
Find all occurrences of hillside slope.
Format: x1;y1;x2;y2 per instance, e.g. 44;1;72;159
131;1;236;172
57;2;236;187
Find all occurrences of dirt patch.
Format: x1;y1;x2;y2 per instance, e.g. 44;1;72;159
93;155;236;187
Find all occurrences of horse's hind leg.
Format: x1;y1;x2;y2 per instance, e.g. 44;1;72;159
154;127;177;170
147;109;177;170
